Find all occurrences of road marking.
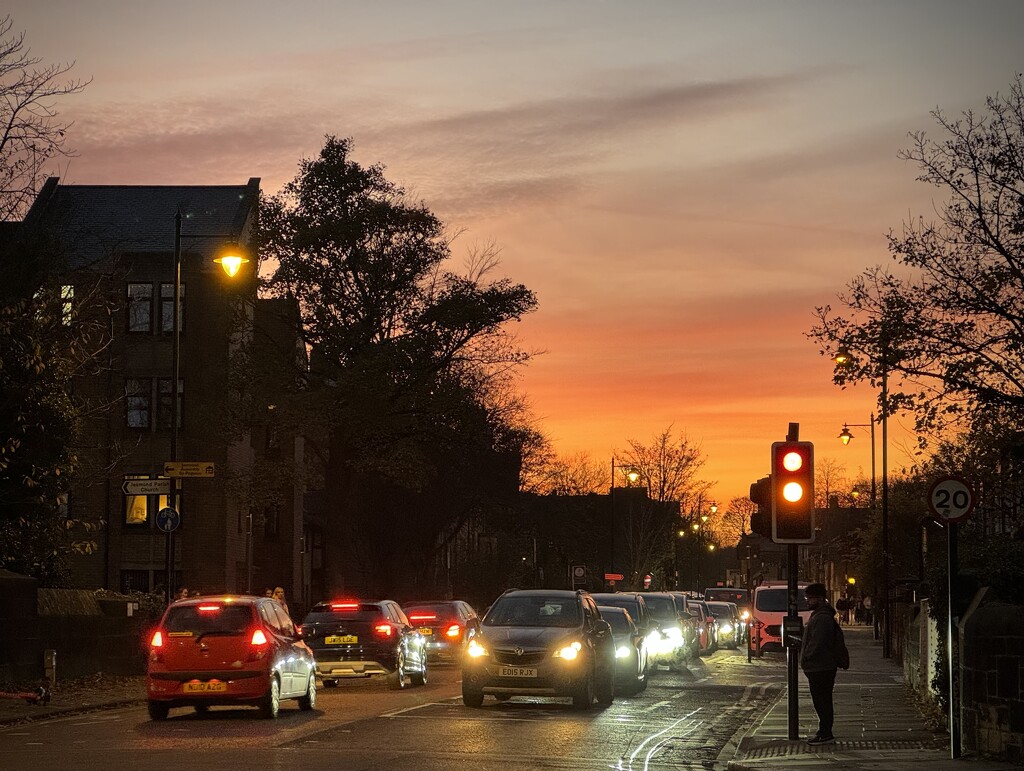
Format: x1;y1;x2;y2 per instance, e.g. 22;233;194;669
641;699;673;713
379;702;442;718
622;708;703;771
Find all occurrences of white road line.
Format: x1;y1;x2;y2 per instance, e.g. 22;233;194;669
379;702;445;717
641;699;673;713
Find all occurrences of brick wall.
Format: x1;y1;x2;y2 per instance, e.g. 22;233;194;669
960;592;1024;764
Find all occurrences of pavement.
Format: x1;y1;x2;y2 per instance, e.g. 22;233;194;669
727;624;1015;770
0;630;1017;769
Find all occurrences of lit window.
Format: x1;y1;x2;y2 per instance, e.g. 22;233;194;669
126;378;151;428
127;284;153;333
124;474;172;525
61;285;74;326
159;283;185;334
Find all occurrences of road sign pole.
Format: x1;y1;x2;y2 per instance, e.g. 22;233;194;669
948;520;961;759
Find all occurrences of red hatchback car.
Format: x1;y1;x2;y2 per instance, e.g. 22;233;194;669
146;595;316;720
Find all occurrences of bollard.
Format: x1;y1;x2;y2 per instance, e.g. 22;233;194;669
44;649;56;684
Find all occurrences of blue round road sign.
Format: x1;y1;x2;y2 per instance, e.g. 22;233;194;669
156;506;180;533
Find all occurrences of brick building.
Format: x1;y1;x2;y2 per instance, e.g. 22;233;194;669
18;178;311;606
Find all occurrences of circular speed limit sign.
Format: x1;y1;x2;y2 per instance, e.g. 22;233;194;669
927;476;975;522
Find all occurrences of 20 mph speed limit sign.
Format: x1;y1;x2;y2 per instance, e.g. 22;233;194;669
927;476;975;522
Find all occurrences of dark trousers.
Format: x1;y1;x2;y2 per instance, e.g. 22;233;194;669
806;668;837;737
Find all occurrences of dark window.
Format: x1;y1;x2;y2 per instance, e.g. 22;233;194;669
264;503;280;539
127;283;153;333
120;569;150;593
157;378;182;429
126;378;151;428
159;282;184;334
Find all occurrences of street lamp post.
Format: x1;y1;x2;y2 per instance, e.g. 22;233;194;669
838;416;877;510
835;346;891;658
609;458;638;587
692;502;716;593
165;209;249;602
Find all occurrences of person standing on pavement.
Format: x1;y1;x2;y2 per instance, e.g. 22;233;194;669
272;586;290;617
800;582;840;745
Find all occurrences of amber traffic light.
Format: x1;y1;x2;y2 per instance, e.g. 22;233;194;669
770;441;815;543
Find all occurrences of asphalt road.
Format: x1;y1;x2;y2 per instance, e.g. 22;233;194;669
0;646;786;770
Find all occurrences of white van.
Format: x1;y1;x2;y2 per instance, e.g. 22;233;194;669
750;581;811;653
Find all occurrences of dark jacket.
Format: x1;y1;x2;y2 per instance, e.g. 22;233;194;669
800;603;838;673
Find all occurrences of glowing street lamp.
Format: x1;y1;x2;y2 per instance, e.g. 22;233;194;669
166;210;249;602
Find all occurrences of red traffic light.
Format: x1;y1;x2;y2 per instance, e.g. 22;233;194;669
770;441;815;544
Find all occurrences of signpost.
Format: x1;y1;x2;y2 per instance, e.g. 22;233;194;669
928;475;975;760
121;478;171;497
156;506;180;533
163;461;215;478
571;565;587;588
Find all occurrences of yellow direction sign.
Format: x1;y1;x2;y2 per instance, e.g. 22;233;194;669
163;461;215;478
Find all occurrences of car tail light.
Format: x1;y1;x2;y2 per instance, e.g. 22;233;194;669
445;624;461;638
331;601;359;610
409;613;436;622
149;629;164;663
197;605;220;613
374;623;393;637
247;627;270;661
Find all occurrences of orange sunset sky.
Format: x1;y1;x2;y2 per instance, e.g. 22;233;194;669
10;1;1024;505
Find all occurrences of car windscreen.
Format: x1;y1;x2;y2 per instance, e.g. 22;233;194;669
706;603;734;618
164;605;253;635
705;589;748;604
641;595;676;618
755;588;809;612
484;596;581;628
599;609;633;634
592;596;641;620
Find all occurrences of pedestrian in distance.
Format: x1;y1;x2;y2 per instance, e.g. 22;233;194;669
264;587;274;598
272;586;289;616
174;586;189;601
799;582;849;745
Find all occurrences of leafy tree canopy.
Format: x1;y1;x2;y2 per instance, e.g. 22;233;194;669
810;75;1024;437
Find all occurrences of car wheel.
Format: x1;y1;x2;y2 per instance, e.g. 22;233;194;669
147;701;169;721
193;704;210;715
387;651;407;690
410;657;428;687
260;675;281;719
321;678;338;688
572;675;594;710
298;673;316;711
462;682;484;708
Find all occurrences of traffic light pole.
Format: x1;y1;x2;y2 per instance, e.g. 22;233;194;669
787;542;800;740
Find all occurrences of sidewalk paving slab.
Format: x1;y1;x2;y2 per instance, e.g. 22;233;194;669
727;625;1015;770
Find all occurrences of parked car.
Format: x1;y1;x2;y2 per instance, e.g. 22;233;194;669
706;601;741;649
300;599;428;689
461;589;615;710
402;600;481;661
750;582;811;653
639;592;691;670
597;605;648;696
146;594;316;720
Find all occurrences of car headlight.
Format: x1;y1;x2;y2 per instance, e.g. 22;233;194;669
615;645;631;659
554;641;582;660
467;639;489;658
740;610;750;620
664;626;683;642
720;623;733;634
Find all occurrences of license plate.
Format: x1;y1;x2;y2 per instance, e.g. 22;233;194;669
420;628;433;636
499;666;537;678
183;680;227;693
325;634;358;644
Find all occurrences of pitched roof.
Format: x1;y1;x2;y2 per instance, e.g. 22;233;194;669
23;177;261;269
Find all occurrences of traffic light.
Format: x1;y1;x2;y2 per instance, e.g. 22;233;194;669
748;476;772;538
770;441;815;543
